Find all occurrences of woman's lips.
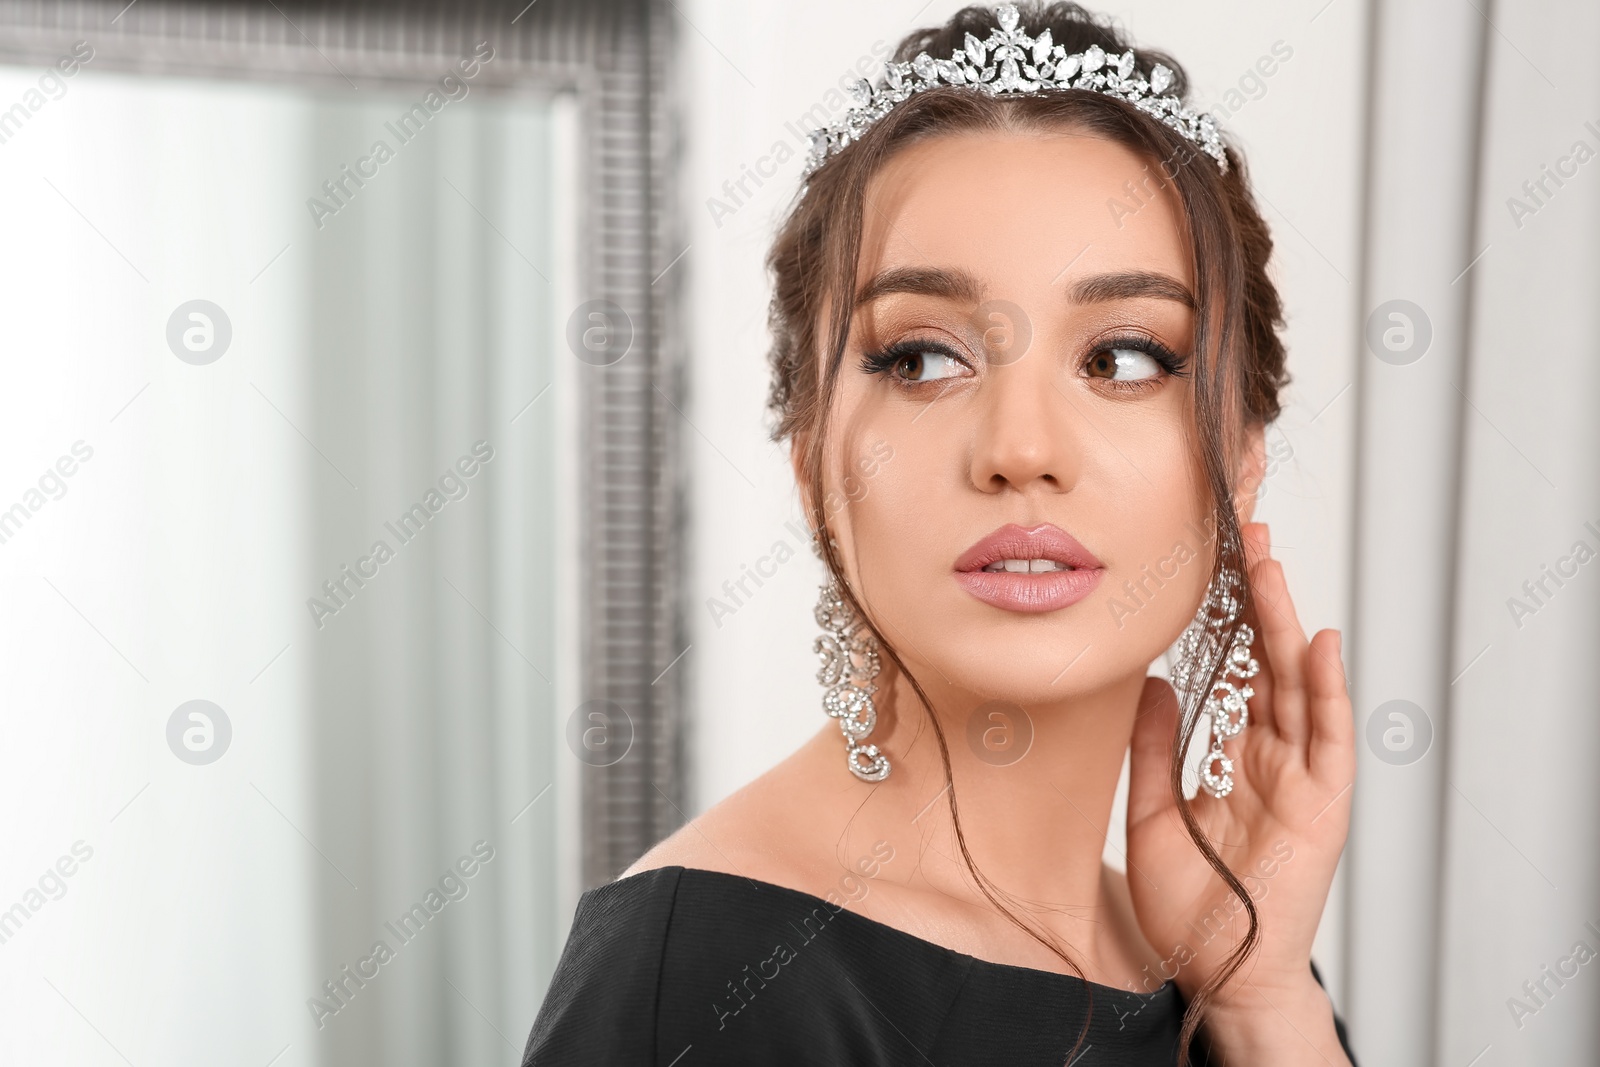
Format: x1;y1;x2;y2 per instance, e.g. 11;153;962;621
953;522;1104;613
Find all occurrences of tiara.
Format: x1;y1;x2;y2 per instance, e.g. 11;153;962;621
803;2;1228;179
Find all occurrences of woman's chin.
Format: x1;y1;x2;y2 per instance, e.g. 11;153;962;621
886;637;1145;707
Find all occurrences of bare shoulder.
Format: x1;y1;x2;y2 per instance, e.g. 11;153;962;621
619;783;814;883
621;814;736;877
621;728;844;886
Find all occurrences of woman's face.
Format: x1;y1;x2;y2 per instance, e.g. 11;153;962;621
807;129;1252;707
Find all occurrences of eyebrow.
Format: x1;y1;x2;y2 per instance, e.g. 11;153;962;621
854;265;1194;310
1068;270;1195;309
854;266;983;308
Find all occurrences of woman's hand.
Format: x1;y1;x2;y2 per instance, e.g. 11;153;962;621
1124;522;1356;1059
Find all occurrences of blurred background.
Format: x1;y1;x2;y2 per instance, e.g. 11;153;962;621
0;1;1594;1065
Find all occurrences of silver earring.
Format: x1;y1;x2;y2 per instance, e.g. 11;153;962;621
811;533;890;783
1170;564;1259;798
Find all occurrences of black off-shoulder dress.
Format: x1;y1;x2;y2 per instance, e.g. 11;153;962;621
522;866;1358;1066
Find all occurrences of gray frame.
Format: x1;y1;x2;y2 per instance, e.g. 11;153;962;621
0;0;687;890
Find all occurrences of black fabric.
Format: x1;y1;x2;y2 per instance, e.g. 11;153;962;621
523;866;1358;1066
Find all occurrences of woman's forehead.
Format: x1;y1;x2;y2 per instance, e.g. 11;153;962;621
856;130;1195;300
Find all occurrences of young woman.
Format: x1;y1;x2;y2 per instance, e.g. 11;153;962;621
525;3;1358;1064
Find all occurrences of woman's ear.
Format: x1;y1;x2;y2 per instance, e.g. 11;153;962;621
1232;423;1268;524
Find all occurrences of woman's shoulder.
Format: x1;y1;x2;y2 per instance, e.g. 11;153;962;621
522;862;965;1066
521;866;686;1066
526;861;1195;1066
523;750;866;1067
621;817;751;880
621;728;853;887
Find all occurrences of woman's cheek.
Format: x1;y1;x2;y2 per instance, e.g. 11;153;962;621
1093;483;1216;653
847;448;944;581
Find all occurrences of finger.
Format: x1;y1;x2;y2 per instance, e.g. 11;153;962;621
1241;520;1272;573
1306;628;1357;784
1127;675;1181;829
1243;524;1312;747
1236;524;1277;733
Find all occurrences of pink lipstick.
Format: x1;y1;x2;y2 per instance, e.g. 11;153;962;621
953;522;1104;613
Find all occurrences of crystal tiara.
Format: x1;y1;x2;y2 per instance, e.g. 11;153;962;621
802;2;1228;179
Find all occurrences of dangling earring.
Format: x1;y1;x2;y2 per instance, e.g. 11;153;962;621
810;531;890;783
1170;564;1259;798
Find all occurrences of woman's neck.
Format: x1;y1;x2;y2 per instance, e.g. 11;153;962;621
852;662;1151;927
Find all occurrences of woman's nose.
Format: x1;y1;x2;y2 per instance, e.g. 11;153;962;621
966;345;1083;495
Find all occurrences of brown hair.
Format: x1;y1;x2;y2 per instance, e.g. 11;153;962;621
765;4;1288;1062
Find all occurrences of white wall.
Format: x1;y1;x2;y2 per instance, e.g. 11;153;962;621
1437;1;1600;1063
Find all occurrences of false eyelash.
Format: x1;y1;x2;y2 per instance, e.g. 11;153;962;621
858;334;1191;393
1084;333;1192;390
856;338;972;380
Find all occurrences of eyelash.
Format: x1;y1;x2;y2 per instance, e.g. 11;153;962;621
857;333;1191;394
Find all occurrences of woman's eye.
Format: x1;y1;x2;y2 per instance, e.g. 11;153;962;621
1085;346;1162;382
895;350;965;381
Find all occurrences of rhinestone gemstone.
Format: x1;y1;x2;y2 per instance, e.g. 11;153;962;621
1201;747;1235;798
1166;563;1255;798
849;743;890;783
994;58;1026;91
815;576;890;783
964;31;986;66
1210;682;1250;738
814;633;845;686
1032;28;1052;65
799;4;1229;180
